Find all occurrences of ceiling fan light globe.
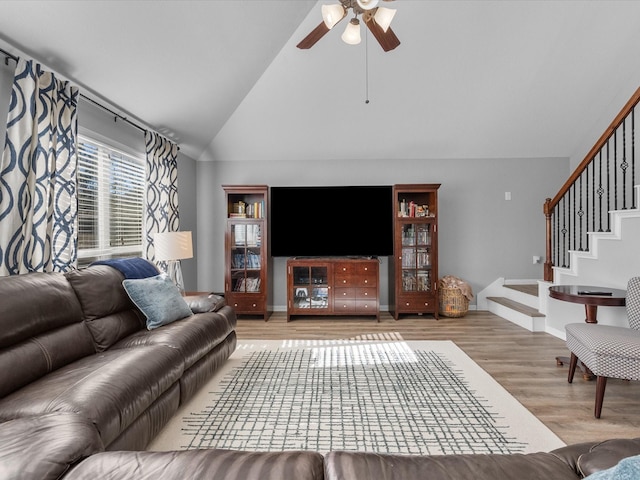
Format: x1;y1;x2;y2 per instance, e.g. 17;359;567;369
357;0;379;10
321;4;346;29
341;18;361;45
374;7;396;32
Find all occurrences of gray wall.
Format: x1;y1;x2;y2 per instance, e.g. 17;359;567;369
195;157;569;310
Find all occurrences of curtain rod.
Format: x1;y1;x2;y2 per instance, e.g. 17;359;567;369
0;46;153;139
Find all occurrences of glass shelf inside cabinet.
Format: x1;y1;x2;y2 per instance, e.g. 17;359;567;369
416;225;431;246
232;223;262;247
402;270;417;292
416;270;431;292
232;270;261;293
292;266;329;310
402;225;415;246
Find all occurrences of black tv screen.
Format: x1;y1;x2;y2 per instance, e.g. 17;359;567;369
270;185;393;257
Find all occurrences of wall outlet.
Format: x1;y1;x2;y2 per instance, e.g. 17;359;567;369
533;256;542;264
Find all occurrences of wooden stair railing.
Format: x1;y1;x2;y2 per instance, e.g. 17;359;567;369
544;87;640;282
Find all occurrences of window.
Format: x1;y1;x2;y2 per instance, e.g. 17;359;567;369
77;134;145;266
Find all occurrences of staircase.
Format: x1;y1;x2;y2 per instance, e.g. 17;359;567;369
479;185;640;337
479;280;546;332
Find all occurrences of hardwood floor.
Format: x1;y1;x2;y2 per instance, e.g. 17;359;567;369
235;310;640;447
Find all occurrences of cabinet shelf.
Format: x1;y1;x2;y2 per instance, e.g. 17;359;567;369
223;185;270;320
390;184;440;319
287;258;379;322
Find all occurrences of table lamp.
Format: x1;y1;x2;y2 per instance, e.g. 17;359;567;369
154;231;193;294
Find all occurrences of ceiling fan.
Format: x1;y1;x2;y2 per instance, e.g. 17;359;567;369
297;0;400;52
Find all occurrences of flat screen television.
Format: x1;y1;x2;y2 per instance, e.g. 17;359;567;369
270;185;393;257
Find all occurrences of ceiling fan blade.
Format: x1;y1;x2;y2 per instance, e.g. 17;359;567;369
365;17;400;52
297;22;331;49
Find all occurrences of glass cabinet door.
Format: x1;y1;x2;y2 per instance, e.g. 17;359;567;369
400;223;432;293
292;265;329;310
230;223;262;293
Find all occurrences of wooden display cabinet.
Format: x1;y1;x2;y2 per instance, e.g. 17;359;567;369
223;185;270;320
287;257;379;321
389;184;440;320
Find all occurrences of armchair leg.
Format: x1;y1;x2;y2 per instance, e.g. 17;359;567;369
595;376;607;419
568;353;578;383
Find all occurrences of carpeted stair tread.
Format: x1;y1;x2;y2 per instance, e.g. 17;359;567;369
487;296;545;317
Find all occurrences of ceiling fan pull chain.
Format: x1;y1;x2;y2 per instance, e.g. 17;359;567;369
365;27;370;104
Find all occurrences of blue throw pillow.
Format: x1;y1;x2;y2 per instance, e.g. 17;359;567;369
122;274;193;330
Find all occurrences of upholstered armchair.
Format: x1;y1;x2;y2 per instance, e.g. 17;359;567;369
565;276;640;418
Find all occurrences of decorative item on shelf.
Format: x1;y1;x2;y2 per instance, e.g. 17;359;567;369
297;0;400;52
154;231;193;295
438;275;473;318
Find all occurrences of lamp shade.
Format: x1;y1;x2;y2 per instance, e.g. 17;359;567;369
356;0;379;10
374;7;396;32
322;4;346;29
341;18;361;45
154;231;193;261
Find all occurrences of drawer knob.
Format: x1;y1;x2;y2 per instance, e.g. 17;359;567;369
405;302;410;306
252;303;257;307
343;292;347;296
343;280;347;284
364;292;368;296
364;280;368;284
234;303;239;307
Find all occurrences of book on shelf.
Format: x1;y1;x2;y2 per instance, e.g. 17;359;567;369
243;200;266;219
398;199;432;218
234;277;261;292
234;224;262;247
231;251;261;269
416;270;431;291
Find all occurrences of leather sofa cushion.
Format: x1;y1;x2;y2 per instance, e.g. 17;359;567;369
114;306;237;370
65;266;145;350
0;271;96;397
0;271;84;348
324;451;581;480
0;322;96;398
0;345;184;446
64;449;325;480
0;413;103;480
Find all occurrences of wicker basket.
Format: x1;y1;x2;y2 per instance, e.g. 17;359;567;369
439;287;470;318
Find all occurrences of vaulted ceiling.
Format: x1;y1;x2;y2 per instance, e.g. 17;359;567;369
1;1;639;163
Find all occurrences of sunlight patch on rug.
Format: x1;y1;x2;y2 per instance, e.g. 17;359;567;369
148;340;565;455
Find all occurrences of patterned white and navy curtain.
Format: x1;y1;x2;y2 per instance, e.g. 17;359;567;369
0;58;79;275
144;131;179;264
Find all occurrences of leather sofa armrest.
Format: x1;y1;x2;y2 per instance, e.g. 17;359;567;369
184;293;226;313
576;438;640;477
549;442;599;475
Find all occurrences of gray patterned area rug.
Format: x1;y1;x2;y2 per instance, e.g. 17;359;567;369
148;339;565;455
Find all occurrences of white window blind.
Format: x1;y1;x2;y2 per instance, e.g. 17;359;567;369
77;134;145;266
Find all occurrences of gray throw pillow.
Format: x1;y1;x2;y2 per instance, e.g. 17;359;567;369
122;274;193;330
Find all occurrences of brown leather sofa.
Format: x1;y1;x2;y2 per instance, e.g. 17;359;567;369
2;266;640;479
1;412;640;480
0;265;237;450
